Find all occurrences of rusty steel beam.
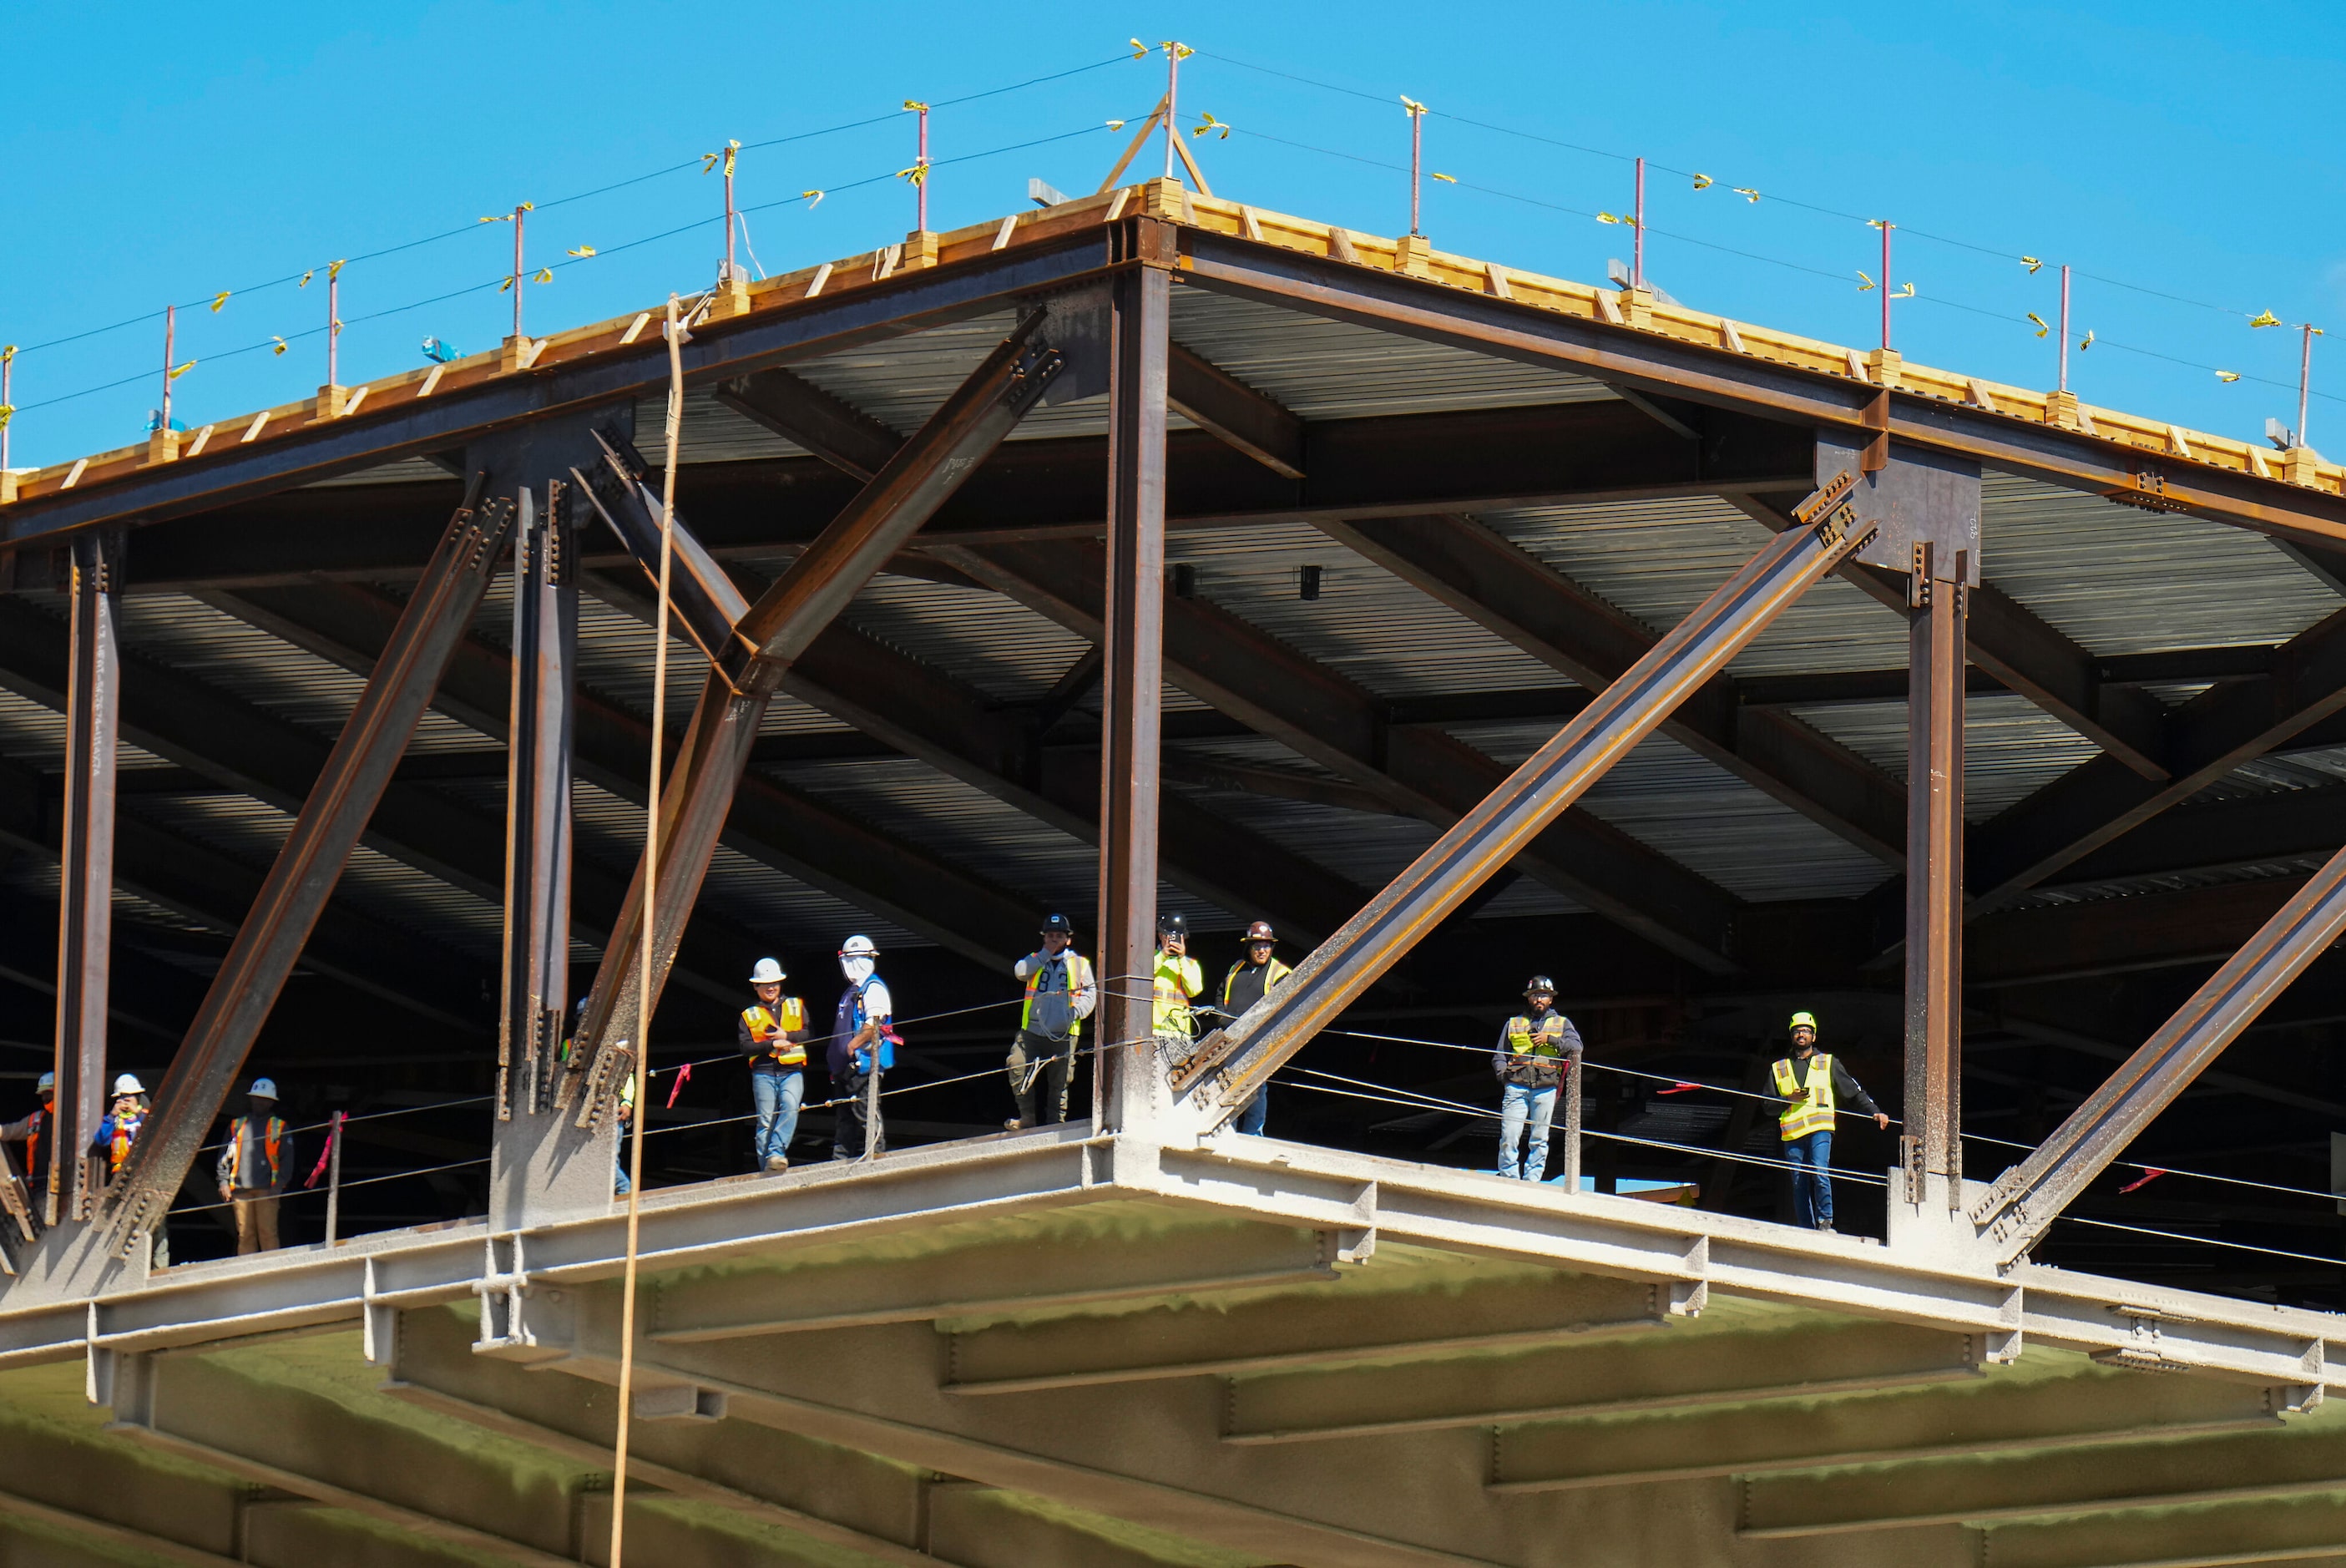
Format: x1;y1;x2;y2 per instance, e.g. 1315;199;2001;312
1168;479;1875;1125
564;316;1067;1119
104;401;1817;595
500;486;575;1120
1903;540;1966;1206
1319;513;1907;865
936;539;1746;972
1166;341;1305;478
1175;225;2346;549
1969;838;2346;1263
1728;490;2170;780
1097;266;1171;1114
715;367;900;482
782;626;1367;943
103;483;515;1251
51;529;123;1225
1970;602;2346;905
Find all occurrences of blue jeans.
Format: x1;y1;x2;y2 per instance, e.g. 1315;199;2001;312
1499;1083;1558;1180
751;1070;804;1165
1784;1130;1833;1227
1235;1088;1268;1136
614;1142;631;1196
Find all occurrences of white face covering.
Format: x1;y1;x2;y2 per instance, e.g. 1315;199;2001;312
842;955;876;986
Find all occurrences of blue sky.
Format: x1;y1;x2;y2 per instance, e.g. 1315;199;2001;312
3;2;2342;469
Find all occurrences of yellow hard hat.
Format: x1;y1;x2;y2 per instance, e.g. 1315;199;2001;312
1788;1011;1818;1032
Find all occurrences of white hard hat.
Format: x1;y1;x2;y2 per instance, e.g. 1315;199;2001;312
748;957;786;984
837;934;879;959
112;1073;144;1096
249;1077;279;1100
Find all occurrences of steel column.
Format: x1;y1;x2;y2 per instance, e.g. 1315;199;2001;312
1095;266;1170;1130
1970;837;2346;1262
1903;540;1966;1207
1172;478;1874;1126
500;484;577;1120
103;481;514;1251
52;529;124;1226
561;315;1068;1120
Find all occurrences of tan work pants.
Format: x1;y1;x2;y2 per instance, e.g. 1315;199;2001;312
232;1194;281;1254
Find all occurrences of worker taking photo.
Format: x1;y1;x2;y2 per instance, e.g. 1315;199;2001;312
1767;1011;1888;1234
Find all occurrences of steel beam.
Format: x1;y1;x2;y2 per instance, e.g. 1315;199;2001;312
1970;837;2346;1262
109;400;1814;595
1971;603;2346;905
1165;341;1305;478
499;486;574;1120
782;624;1368;943
2;224;1112;544
936;539;1747;970
1176;225;2346;549
1320;512;1906;864
198;580;999;987
714;366;901;481
1904;539;1968;1206
1095;266;1170;1119
52;529;123;1227
1168;481;1875;1121
564;315;1068;1119
1729;488;2171;780
103;486;515;1252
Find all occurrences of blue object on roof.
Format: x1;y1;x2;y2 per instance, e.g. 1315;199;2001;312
420;336;462;364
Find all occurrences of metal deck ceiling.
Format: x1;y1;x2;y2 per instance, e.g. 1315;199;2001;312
63;281;2346;968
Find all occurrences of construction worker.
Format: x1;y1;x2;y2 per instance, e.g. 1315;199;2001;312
92;1074;164;1264
1005;914;1097;1130
830;936;896;1161
613;1068;637;1196
1494;977;1582;1181
1768;1011;1888;1233
1;1071;56;1201
739;958;811;1171
1217;921;1291;1135
1152;913;1204;1060
215;1077;295;1254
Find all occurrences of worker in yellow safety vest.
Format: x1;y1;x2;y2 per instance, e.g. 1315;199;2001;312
1493;976;1583;1181
1005;913;1098;1130
1153;913;1204;1055
1215;921;1292;1135
738;958;811;1173
215;1076;295;1254
1767;1012;1888;1233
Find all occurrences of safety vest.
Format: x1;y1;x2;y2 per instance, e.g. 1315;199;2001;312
1772;1054;1838;1140
106;1108;146;1174
1505;1014;1570;1059
1152;953;1202;1037
742;999;808;1067
20;1108;41;1184
1020;953;1094;1038
1221;958;1292;1013
222;1115;286;1187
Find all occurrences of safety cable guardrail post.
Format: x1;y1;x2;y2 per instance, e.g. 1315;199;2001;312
1561;1050;1584;1194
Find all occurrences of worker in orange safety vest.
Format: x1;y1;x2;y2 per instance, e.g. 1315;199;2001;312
216;1076;296;1254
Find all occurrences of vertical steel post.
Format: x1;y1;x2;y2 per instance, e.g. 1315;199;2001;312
724;159;737;279
323;1110;344;1245
500;483;575;1119
327;271;339;391
513;205;526;341
1408;104;1425;236
53;529;122;1226
916;104;930;232
3;346;15;473
1163;46;1180;180
1903;539;1965;1207
1632;158;1646;291
2299;324;2315;449
1096;265;1171;1130
2059;266;2071;393
1561;1049;1585;1193
1880;222;1893;352
160;306;174;434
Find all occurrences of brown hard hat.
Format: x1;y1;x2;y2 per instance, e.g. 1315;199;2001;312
1245;921;1276;942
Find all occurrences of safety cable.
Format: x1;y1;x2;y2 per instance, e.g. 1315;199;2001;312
1322;1025;2343;1207
1187;44;2317;330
